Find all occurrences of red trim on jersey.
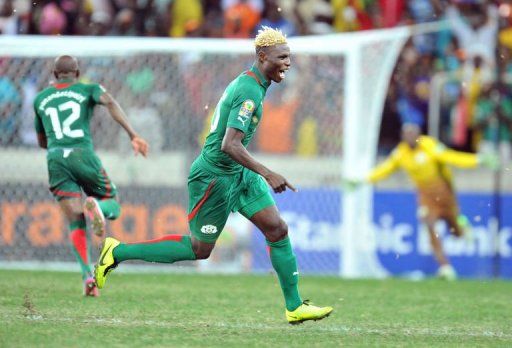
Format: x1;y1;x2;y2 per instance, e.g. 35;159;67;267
100;169;113;199
188;180;216;222
127;234;184;245
245;71;261;86
51;189;81;198
70;229;89;264
53;82;72;89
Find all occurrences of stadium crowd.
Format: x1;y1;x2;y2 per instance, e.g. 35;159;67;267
1;0;511;160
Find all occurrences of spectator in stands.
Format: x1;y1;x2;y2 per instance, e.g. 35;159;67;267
332;0;375;32
256;0;296;37
474;81;512;163
0;59;21;145
376;0;406;28
223;0;260;38
258;78;300;154
0;0;14;34
446;2;499;78
201;0;224;37
169;0;203;37
109;8;137;36
37;1;67;35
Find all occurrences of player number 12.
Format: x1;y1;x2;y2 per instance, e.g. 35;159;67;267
44;101;84;139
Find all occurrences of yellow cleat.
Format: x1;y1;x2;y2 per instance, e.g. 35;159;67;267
94;237;120;289
285;300;333;325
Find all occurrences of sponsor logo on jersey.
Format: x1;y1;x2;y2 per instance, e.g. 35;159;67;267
237;100;255;127
201;225;218;234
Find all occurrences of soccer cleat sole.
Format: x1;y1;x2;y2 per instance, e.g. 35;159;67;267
84;197;106;237
288;311;332;325
84;278;99;297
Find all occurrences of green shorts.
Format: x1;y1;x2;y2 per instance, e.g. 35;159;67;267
46;147;117;201
187;157;275;243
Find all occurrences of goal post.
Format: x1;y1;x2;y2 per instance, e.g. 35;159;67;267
0;23;444;277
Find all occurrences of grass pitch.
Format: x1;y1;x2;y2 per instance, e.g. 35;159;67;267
0;269;511;347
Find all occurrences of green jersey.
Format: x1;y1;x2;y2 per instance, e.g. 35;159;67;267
34;80;106;150
475;97;512;142
200;64;269;174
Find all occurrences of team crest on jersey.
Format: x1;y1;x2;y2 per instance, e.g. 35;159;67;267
252;116;258;124
201;225;218;234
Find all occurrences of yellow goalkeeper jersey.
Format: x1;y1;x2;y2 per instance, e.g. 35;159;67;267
367;136;479;188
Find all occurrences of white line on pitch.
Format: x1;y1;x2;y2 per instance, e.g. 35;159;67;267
13;315;512;339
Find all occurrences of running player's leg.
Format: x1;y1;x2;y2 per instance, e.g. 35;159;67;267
59;197;91;279
73;149;120;235
112;169;229;263
422;211;456;280
48;152;97;295
95;167;230;288
425;219;450;266
239;170;332;323
58;196;98;295
250;205;302;310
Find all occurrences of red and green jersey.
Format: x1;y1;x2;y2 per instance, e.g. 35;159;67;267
33;80;106;150
200;64;269;174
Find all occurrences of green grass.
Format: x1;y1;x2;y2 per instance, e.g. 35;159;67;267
0;270;511;347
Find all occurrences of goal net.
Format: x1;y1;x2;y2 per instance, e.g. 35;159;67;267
0;24;440;276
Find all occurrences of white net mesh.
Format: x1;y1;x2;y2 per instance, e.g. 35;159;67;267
0;37;347;274
1;27;445;275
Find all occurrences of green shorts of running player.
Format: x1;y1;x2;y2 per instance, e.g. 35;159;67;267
46;147;117;201
187;158;275;244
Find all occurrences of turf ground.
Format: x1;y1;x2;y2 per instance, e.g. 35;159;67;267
0;269;511;347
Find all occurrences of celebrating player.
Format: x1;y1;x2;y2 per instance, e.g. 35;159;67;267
95;27;333;324
349;123;498;280
34;55;149;296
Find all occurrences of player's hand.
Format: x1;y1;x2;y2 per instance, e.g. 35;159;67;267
264;171;297;194
478;153;500;171
131;136;149;157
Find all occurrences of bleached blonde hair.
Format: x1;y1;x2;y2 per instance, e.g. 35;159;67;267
254;26;287;48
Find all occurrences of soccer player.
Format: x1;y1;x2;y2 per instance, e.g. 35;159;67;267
95;27;333;324
34;55;149;296
350;123;497;280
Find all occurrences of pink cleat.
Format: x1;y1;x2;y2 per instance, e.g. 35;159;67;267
84;197;106;237
84;277;99;297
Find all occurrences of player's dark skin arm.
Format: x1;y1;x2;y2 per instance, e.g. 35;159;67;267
221;127;296;193
37;132;47;149
99;92;149;157
99;92;138;140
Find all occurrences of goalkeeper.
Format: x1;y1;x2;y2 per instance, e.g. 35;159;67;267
95;27;333;324
348;123;498;280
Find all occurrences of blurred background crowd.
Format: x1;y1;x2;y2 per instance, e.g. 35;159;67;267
1;0;512;162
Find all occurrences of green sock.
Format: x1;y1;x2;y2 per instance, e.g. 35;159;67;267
98;199;121;220
267;236;302;311
69;218;92;280
113;235;196;263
